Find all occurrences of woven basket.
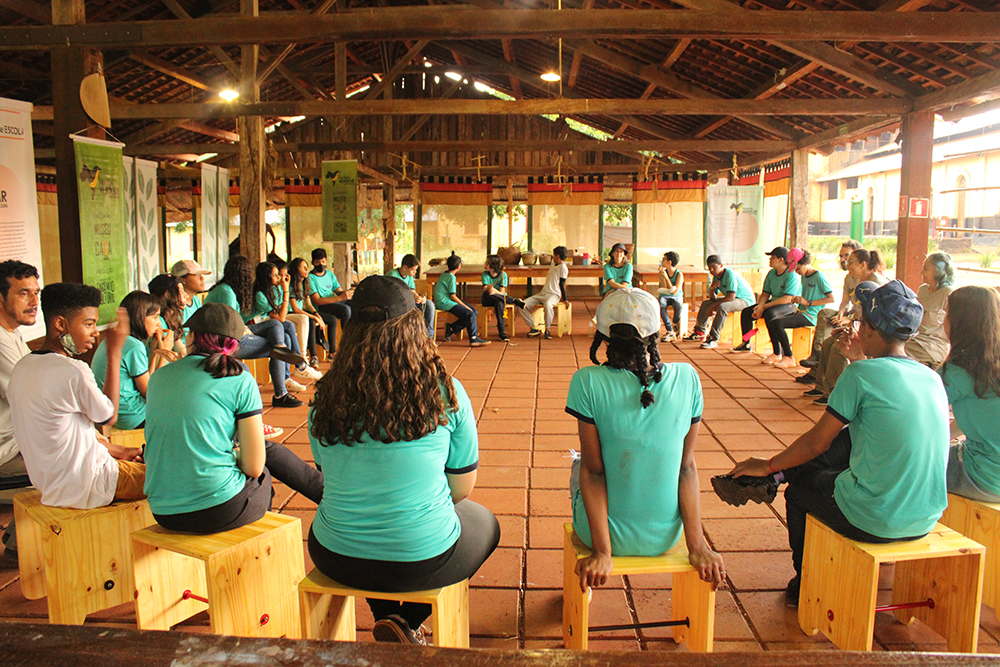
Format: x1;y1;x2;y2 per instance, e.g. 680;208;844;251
497;245;522;266
538;253;552;265
521;252;537;265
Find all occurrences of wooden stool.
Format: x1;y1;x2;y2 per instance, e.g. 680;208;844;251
476;304;516;339
562;523;715;651
791;326;816;361
13;490;154;625
531;301;573;337
940;493;1000;610
108;427;145;449
299;567;469;647
132;512;304;638
435;310;466;341
798;515;984;652
245;357;270;385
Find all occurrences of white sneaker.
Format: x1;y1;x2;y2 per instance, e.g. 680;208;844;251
294;365;323;381
285;378;307;393
700;339;718;349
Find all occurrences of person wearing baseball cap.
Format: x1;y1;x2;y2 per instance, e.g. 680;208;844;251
603;242;633;294
142;302;323;535
171;259;212;326
714;279;949;607
732;246;802;354
307;275;500;645
569;288;724;594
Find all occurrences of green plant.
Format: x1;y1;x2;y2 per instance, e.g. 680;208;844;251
806;236;850;255
980;252;995;269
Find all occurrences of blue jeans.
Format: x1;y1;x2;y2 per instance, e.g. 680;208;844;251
447;302;478;340
238;319;289;397
419;299;436;338
658;293;684;333
947;441;1000;503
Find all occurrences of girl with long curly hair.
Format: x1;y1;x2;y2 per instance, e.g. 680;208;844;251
569;288;724;594
941;286;1000;502
307;276;500;645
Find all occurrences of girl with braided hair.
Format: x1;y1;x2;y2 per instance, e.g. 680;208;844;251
567;288;724;593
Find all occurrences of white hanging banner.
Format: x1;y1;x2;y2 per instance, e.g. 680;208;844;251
0;97;45;340
134;158;160;288
215;167;229;283
705;184;765;270
200;163;219;279
122;155;139;291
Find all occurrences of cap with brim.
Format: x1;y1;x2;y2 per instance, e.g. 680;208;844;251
171;259;211;278
766;246;789;260
147;273;180;297
596;288;660;339
786;248;804;271
854;279;923;341
352;275;415;323
184;302;245;340
609;242;627;255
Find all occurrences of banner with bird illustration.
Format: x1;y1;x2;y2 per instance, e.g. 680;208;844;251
321;160;358;243
73;135;128;325
705;184;764;270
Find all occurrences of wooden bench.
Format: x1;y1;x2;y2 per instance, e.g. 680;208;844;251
299;568;470;647
751;321;815;361
531;301;573;337
476;304;516;339
940;493;1000;610
562;523;714;651
798;514;985;652
108;427;145;449
13;490;155;625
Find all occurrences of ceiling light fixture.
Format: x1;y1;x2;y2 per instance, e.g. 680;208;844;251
540;71;561;82
219;89;239;102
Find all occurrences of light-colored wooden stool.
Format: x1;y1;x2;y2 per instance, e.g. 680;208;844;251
562;523;715;651
940;493;1000;610
132;512;304;638
799;515;985;652
245;357;270;385
791;326;816;361
476;304;516;339
108;427;145;449
13;490;155;625
299;567;469;647
532;301;573;337
435;310;466;342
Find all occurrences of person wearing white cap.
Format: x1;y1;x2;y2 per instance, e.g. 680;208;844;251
171;259;211;325
566;288;724;594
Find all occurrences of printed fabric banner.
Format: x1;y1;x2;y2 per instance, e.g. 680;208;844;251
121;156;138;291
200;164;219;278
322;160;358;243
215;168;229;284
74;135;128;324
705;184;765;270
134;158;160;289
0;97;45;341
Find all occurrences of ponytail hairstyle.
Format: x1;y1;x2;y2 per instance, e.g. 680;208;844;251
191;332;244;379
927;252;956;289
851;248;886;273
604;323;663;408
252;261;279;313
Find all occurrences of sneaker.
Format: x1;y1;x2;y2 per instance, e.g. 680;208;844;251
513;298;527;309
761;354;781;364
730;341;752;353
785;575;801;608
499;334;510;342
372;615;423;644
700;339;718;349
285;378;307;393
527;328;543;338
813;396;829;406
309;355;320;369
262;423;284;438
795;372;817;384
269;345;306;368
800;352;820;368
544;330;552;340
773;357;798;368
443;322;453;343
660;332;676;343
803;388;824;397
294;365;322;381
682;330;705;342
469;337;492;347
272;393;304;408
711;474;778;507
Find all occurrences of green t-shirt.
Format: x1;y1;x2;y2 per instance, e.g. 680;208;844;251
942;363;1000;495
308;270;340;299
717;268;755;304
566;363;703;557
250;286;283;324
388;268;416;290
181;294;201;332
761;267;802;301
828;356;949;538
143;354;263;515
90;336;149;430
797;270;834;325
481;270;509;290
433;271;460;311
603;262;633;293
309;379;479;561
203;283;250;323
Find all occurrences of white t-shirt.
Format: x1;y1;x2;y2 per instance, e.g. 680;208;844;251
9;351;119;508
540;262;569;298
0;325;30;467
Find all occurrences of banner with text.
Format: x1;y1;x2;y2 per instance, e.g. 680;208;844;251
0;97;45;340
321;160;358;243
74;135;128;324
705;184;765;270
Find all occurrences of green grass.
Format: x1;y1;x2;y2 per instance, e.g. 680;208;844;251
981;253;996;269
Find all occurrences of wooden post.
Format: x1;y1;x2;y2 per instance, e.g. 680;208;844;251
383;183;396;274
238;0;266;263
790;149;809;248
507;177;515;246
897;111;934;290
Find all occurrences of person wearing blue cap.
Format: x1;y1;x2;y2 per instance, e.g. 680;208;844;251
712;280;949;607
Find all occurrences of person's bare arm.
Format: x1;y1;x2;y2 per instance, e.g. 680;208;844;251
101;308;130;427
730;412;844;478
446;470;477;503
235;414;266;478
677;421;724;588
575;420;614;592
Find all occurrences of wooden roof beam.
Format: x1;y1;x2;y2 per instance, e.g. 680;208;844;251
129;53;211;91
0;0;48;23
501;38;523;99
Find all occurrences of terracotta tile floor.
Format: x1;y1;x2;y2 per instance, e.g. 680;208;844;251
1;297;998;654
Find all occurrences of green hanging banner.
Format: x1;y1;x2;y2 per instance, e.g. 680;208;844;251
73;135;129;325
321;159;358;242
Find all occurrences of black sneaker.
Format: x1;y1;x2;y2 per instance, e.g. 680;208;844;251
682;330;705;342
795;372;817;385
800;355;820;369
269;345;306;368
513;298;527;309
499;334;510;342
544;330;553;340
785;575;801;608
527;328;543;338
469;337;492;347
730;341;752;353
813;396;829;406
443;322;453;342
372;614;425;644
272;393;304;408
803;388;823;397
711;474;778;507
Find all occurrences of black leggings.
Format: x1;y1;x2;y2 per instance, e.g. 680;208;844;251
153;440;324;534
765;311;813;357
307;500;501;628
740;302;797;339
481;293;518;337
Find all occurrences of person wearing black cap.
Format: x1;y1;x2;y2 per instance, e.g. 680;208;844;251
712;280;949;607
603;242;633;294
732;247;801;354
142;303;324;535
307;276;500;645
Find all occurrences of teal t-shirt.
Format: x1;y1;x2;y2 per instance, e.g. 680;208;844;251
603;262;633;293
90;336;149;430
828;356;949;538
388;268;416;290
203;283;249;323
481;270;509;290
663;269;682;288
309;379;479;561
797;270;834;325
308;270;340;299
942;363;1000;495
181;294;201;332
433;272;460;311
717;268;755;304
250;286;283;323
143;354;263;515
761;267;801;301
566;363;703;557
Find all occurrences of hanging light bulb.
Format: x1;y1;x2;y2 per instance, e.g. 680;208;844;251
219;89;239;102
540;71;561;82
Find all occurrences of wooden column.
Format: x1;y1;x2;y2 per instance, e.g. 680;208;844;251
789;149;809;248
383;183;396;274
897;110;934;290
238;0;266;262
